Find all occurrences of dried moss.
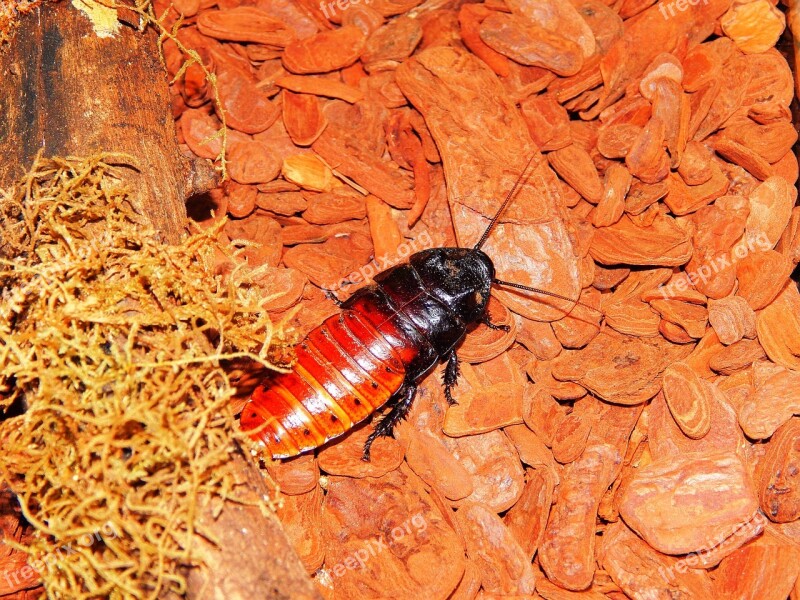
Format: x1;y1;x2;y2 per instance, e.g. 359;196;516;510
0;155;285;598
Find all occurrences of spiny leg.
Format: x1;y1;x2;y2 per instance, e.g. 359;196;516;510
362;380;417;461
323;288;344;307
443;351;460;406
481;312;510;332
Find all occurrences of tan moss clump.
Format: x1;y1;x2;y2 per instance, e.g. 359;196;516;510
0;155;284;598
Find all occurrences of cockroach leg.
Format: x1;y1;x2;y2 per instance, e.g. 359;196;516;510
362;380;417;461
322;288;344;307
481;313;510;332
443;351;460;405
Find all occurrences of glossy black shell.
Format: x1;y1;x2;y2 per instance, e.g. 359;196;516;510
341;247;495;379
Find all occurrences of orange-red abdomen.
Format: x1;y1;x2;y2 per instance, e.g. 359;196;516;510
240;306;416;458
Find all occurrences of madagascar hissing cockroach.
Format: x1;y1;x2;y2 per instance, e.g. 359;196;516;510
240;155;592;460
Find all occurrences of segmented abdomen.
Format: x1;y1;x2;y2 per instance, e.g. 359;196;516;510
240;304;414;458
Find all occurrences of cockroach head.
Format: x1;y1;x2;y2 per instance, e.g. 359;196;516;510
410;248;494;323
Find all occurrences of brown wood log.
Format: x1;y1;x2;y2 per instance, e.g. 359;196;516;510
0;0;214;243
0;3;320;599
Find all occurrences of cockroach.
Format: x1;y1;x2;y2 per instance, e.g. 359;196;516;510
240;155;593;460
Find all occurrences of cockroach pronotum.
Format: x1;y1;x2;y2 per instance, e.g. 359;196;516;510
240;154;594;460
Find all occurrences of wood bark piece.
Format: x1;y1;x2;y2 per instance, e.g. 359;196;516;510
455;502;537;595
277;487;326;574
600;520;715;599
661;362;713;439
267;454;319;496
506;0;597;59
397;375;476;502
445;428;526;513
589;214;693;266
321;467;466;600
602;268;667;337
551;329;693;405
538;403;641;590
713;528;800;600
707;296;757;345
721;0;786;54
648;387;746;461
0;4;318;599
317;424;405;478
197;6;296;46
759;418;800;523
502;465;554;560
619;452;760;555
739;360;800;440
479;12;584;77
756;284;800;372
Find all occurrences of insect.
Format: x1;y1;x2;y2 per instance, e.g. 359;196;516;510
240;154;588;460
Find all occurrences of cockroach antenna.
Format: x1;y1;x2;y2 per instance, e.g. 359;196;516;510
473;153;603;316
473;153;539;251
493;279;603;316
492;279;580;305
